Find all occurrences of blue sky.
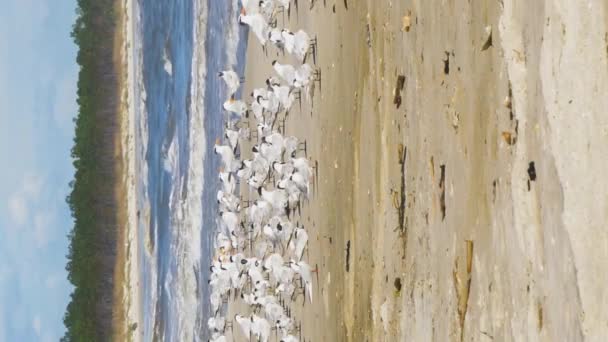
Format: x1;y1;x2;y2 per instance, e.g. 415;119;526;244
0;0;77;341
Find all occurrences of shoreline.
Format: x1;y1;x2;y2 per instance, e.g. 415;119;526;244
113;0;142;340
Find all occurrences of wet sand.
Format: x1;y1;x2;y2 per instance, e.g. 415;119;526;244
233;0;608;341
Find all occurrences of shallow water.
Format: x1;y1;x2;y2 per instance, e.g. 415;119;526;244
132;0;248;340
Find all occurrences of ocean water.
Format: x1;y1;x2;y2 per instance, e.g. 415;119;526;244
131;0;248;340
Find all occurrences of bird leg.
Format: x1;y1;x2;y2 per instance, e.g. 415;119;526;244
314;68;322;93
309;36;318;64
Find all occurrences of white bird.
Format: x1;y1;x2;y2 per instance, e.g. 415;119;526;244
292;157;313;181
269;28;284;47
257;91;281;117
277;0;290;11
257;122;272;138
294;63;314;88
214;232;231;252
241;0;261;14
272;61;296;86
290;171;310;196
239;13;269;46
281;30;296;55
293;30;312;62
210;333;227;342
275;316;294;336
219;171;236;194
235;315;252;339
272;161;295;179
289;226;308;261
252;87;270;100
208;316;226;333
250;100;265;123
271;84;295;112
248;200;273;230
290;260;315;303
258;0;276;20
224;128;240;152
217;190;240;212
219;70;241;96
219;211;239;235
214;143;241;172
223;98;248;118
280;335;299;342
264;302;286;322
210;290;222;315
259;187;288;212
251;315;271;342
263;253;285;277
283;136;299;158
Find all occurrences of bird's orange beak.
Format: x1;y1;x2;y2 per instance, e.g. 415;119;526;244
215;137;221;145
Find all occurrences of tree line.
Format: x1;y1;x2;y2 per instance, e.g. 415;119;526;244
62;0;123;340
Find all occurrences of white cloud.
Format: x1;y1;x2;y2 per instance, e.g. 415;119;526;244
7;193;28;226
6;173;46;227
32;315;42;337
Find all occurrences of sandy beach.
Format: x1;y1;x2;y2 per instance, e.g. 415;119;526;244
114;0;143;339
228;0;608;341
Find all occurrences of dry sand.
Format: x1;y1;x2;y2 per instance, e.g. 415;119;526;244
114;0;143;340
231;0;608;341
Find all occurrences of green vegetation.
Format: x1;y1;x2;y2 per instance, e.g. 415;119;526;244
62;0;122;341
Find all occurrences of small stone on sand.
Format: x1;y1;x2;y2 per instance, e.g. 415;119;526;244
402;13;411;32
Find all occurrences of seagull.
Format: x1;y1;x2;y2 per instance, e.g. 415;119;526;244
272;61;296;86
210;333;227;342
235;315;252;339
251;315;271;342
269;28;285;47
292;157;313;181
293;30;312;62
219;171;236;194
290;170;310;196
290;260;315;303
271;83;296;112
219;211;239;235
207;316;226;333
223;98;248;118
273;161;295;179
289;226;308;261
259;187;288;212
224;128;240;152
214;141;241;172
218;70;241;96
263;253;286;280
239;13;270;46
281;30;296;55
280;335;299;342
275;316;294;336
248;200;273;230
255;142;282;164
276;0;291;12
217;190;240;212
294;63;314;88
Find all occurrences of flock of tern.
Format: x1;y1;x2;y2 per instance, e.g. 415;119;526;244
209;0;321;341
